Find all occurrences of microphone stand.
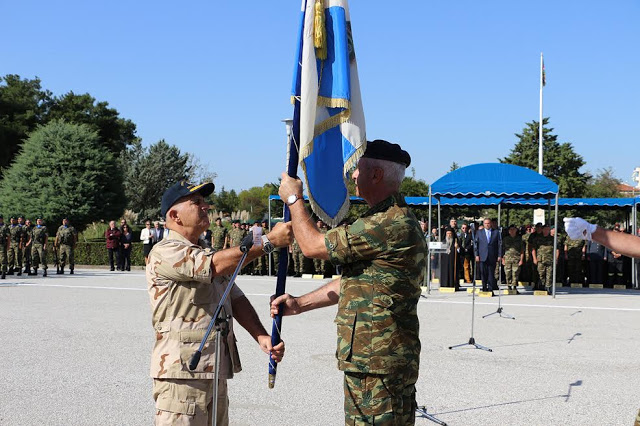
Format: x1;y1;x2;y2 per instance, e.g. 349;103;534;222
483;227;515;320
188;232;254;426
449;223;492;352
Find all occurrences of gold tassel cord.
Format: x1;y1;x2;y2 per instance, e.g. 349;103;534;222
314;0;327;60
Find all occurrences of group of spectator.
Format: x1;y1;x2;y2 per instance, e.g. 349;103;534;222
104;219;167;270
423;217;640;294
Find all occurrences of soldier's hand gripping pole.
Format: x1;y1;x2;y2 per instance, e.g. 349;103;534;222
188;232;254;371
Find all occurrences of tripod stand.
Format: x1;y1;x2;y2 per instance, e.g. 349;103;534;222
449;224;492;352
189;233;253;426
483;227;515;320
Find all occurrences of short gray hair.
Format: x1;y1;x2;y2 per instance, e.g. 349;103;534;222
361;158;406;190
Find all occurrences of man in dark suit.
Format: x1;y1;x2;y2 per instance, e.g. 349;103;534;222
475;218;501;293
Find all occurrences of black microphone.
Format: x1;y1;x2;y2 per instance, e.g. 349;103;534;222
240;232;254;253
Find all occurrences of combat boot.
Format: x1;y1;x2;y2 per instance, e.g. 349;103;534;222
30;268;37;276
61;266;65;274
43;269;47;277
56;266;62;275
8;267;14;275
70;268;74;275
1;271;5;279
23;266;29;274
16;269;21;276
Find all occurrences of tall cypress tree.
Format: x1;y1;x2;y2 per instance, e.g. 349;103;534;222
0;120;126;230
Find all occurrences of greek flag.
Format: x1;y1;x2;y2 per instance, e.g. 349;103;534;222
291;0;366;227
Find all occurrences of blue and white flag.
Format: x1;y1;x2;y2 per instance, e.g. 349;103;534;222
291;0;366;227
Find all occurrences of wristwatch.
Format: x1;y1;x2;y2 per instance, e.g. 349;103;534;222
261;234;275;254
286;194;300;206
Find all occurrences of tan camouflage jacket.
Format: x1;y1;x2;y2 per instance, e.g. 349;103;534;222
325;193;426;375
147;230;243;380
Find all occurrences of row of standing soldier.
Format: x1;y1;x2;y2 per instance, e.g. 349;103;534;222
206;218;331;276
425;219;637;293
0;215;76;279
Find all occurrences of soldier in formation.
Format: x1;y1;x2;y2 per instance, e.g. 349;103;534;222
28;217;49;277
501;225;524;292
532;224;557;293
211;217;228;251
22;218;34;274
55;217;77;274
8;216;24;275
0;215;8;279
313;220;328;276
565;235;586;285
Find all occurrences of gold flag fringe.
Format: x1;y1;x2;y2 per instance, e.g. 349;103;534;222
314;0;327;60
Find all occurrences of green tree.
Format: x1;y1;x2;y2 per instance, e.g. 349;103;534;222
123;139;194;220
501;118;589;197
0;120;126;230
400;176;429;197
211;187;240;215
449;162;460;172
581;168;626;226
0;75;52;173
47;91;137;154
238;184;278;221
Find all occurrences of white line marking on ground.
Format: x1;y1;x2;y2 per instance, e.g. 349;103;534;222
0;283;145;291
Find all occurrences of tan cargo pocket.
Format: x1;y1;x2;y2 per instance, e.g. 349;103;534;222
334;312;357;361
156;396;196;416
177;330;218;373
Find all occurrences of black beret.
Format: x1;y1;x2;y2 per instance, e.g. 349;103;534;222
361;139;411;167
161;181;215;218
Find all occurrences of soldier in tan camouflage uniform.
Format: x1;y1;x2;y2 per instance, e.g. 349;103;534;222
532;224;557;293
0;215;8;279
148;180;291;426
501;225;524;292
273;140;425;425
56;218;77;274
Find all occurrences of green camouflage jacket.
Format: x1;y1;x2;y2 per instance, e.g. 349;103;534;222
502;235;523;261
565;236;585;257
228;228;244;247
325;193;426;374
57;225;76;246
211;225;227;251
31;226;48;245
534;235;555;263
9;224;24;245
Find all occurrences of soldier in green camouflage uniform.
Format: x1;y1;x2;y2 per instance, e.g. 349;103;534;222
290;237;304;277
22;219;34;274
564;235;586;285
210;218;228;251
501;225;524;291
7;217;24;275
56;218;77;274
0;215;8;279
532;224;556;292
552;227;566;286
274;140;424;424
314;220;328;276
28;218;49;277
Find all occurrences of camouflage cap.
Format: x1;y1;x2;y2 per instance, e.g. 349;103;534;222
361;139;411;167
161;181;215;218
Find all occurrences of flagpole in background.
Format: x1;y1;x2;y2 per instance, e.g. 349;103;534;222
538;52;544;175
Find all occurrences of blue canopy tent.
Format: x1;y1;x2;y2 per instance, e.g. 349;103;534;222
428;163;561;297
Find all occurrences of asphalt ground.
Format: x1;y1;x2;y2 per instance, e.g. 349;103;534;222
1;270;639;425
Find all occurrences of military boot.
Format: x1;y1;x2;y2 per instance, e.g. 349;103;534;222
61;266;65;274
23;266;29;274
8;267;14;275
56;266;62;275
43;269;47;277
70;268;74;275
16;268;22;276
1;271;5;279
30;268;37;276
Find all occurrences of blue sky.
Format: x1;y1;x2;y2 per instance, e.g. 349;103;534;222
3;1;639;192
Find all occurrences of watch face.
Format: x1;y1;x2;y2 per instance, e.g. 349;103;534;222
287;194;297;205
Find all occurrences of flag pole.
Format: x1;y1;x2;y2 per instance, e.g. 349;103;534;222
538;52;544;175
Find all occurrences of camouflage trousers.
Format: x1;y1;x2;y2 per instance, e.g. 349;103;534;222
292;250;304;274
314;258;326;276
32;244;47;270
343;368;418;425
59;244;74;269
8;243;22;269
503;259;520;286
634;408;640;426
537;261;553;288
566;256;584;284
253;255;265;274
0;247;7;272
153;378;228;426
